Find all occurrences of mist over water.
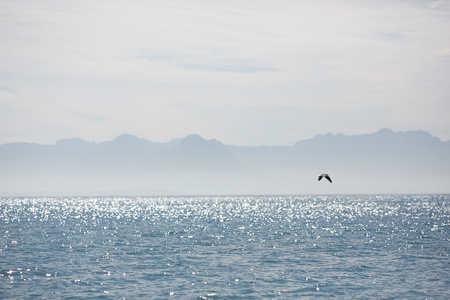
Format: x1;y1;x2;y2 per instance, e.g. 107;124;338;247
2;129;449;195
1;195;449;299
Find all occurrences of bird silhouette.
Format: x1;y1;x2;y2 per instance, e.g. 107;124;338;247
318;174;332;183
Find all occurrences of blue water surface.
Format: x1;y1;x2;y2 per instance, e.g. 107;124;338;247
0;195;449;299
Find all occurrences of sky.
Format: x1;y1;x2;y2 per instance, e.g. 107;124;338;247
1;0;450;146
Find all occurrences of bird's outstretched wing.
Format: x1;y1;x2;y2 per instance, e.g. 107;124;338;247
318;175;323;181
325;175;332;183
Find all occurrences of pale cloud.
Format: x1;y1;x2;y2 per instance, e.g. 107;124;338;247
1;0;449;145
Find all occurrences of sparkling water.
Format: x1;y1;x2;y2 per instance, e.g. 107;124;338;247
1;195;448;299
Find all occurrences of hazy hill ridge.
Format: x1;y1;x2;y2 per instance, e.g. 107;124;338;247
0;129;449;195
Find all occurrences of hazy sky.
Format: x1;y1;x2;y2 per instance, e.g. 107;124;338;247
1;0;450;146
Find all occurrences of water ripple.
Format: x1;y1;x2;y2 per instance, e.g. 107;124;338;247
1;195;449;299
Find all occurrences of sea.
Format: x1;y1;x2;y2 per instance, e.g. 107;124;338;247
0;195;448;299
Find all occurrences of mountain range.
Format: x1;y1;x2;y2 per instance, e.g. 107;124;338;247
1;129;449;195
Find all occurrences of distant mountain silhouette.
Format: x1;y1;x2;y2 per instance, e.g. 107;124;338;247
0;129;449;195
158;134;241;170
56;137;95;147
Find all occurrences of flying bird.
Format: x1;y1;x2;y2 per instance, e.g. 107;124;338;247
318;174;332;183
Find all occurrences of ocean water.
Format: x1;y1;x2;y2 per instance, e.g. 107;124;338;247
0;195;448;299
